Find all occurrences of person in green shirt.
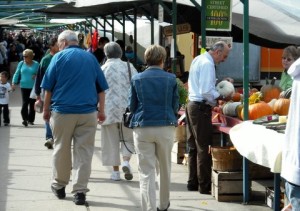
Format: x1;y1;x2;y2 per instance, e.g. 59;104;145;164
279;46;300;94
34;37;59;149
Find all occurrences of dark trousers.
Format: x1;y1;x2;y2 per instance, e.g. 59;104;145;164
185;101;212;192
0;104;9;125
20;88;36;123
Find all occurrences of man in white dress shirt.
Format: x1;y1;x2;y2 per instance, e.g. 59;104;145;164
186;41;231;194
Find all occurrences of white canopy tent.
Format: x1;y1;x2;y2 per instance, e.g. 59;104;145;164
63;0;300;46
231;0;300;45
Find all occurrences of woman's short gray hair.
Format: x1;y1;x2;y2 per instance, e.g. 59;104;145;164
58;30;78;43
144;44;166;66
104;42;123;59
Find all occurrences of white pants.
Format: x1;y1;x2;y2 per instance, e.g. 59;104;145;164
101;123;134;166
133;126;175;211
50;112;97;194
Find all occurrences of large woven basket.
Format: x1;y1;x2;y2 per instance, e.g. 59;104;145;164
211;146;242;172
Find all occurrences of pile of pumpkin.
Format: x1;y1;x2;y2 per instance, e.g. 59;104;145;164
218;78;291;120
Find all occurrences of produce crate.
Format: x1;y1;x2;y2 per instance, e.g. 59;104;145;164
211;169;251;202
265;187;284;209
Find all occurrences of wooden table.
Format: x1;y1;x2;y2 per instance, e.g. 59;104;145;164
212;112;282;211
179;109;282;210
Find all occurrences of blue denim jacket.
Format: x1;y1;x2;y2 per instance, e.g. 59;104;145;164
129;66;179;128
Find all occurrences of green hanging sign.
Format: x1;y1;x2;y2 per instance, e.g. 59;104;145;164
206;0;232;31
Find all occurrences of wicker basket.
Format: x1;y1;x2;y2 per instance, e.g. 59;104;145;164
211;146;242;172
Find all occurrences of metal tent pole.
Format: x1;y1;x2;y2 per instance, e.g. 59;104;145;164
242;0;250;204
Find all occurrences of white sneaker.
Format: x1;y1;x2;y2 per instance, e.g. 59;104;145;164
111;171;121;181
122;161;133;181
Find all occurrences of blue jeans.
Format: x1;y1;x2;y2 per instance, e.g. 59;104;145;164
45;121;53;139
285;181;300;210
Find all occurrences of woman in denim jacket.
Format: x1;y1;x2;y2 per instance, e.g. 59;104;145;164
129;44;179;211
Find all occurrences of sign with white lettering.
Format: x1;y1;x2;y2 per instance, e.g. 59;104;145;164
206;0;232;31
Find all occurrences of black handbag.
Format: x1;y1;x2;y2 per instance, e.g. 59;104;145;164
122;61;133;128
123;107;133;128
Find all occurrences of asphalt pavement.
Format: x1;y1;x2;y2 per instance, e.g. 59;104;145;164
0;86;273;211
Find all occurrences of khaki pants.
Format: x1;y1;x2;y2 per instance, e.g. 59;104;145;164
100;123;134;166
50;111;97;194
133;126;175;211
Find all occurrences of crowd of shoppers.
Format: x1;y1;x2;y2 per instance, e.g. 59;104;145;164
2;28;300;210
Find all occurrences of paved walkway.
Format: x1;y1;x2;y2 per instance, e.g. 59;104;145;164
0;87;272;211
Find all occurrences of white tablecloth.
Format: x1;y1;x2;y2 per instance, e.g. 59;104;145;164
229;121;284;173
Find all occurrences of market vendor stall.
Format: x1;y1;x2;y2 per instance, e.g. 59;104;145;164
212;111;284;211
229;121;283;173
228;120;284;211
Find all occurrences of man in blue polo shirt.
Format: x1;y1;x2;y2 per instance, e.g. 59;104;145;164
41;30;108;205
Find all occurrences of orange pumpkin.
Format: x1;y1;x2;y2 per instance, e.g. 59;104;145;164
273;98;290;115
267;98;277;110
235;87;258;95
241;101;273;120
260;78;281;103
232;92;241;102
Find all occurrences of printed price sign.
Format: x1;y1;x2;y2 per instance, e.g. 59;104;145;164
206;0;232;31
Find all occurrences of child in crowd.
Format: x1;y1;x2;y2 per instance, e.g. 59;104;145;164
0;71;12;126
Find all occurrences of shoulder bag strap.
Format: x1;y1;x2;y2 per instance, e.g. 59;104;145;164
127;61;132;82
120;61;136;154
